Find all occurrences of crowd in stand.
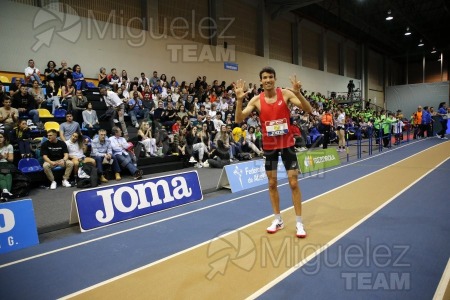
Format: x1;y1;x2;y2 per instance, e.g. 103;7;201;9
0;58;448;199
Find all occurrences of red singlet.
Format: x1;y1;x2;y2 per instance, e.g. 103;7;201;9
259;88;294;150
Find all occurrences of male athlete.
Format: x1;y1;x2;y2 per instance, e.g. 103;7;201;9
234;67;312;238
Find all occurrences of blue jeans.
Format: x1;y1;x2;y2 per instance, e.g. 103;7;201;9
94;155;121;174
129;109;145;126
114;153;137;175
20;109;39;124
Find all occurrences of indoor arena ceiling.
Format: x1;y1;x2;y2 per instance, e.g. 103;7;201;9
265;0;450;63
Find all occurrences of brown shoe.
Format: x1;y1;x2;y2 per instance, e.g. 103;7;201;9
115;173;121;180
133;169;143;180
100;175;108;183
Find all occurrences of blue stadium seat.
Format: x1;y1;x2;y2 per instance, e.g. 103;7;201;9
18;158;44;173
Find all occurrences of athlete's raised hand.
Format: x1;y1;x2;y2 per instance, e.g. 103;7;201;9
289;74;302;93
234;79;249;101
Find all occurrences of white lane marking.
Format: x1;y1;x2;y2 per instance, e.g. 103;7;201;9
0;140;434;269
247;157;450;299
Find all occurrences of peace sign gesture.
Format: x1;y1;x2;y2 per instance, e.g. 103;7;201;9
289;74;302;93
233;79;249;101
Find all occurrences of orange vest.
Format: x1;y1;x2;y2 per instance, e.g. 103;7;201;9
414;111;422;125
322;113;333;126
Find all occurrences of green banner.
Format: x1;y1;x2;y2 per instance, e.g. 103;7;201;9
297;148;341;173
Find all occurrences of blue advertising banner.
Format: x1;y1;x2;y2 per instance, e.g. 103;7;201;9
73;171;203;232
222;158;287;193
224;62;238;71
0;199;39;254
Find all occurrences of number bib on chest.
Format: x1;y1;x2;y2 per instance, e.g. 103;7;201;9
265;118;289;137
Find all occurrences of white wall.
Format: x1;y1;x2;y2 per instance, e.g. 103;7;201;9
386;82;449;117
0;1;358;95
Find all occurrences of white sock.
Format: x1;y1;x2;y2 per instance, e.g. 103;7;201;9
274;214;282;221
296;216;303;224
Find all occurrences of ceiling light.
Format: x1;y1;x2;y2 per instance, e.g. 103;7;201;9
404;27;411;36
418;39;424;46
386;10;393;21
431;47;436;53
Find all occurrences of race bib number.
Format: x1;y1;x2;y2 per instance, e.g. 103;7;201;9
265;118;289;136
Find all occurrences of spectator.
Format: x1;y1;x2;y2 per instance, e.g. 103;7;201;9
138;72;149;86
149;71;159;86
98;67;109;89
109;126;143;180
138;121;157;157
59;111;81;142
45;80;62;113
108;68;120;91
70;89;88;123
245;126;263;156
120;70;130;90
91;129;116;183
10;119;32;158
25;59;42;84
12;85;39;125
72;64;87;91
57;60;72;86
61;78;75;108
66;131;96;179
186;126;207;168
41;129;74;189
246;112;260;128
99;87;128;138
0;132;14;201
28;80;45;108
170;76;179;88
82;102;100;138
0;97;19;134
142;92;155;123
44;60;59;83
212;124;233;160
128;92;145;128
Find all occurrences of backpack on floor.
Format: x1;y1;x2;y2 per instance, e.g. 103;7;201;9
77;163;98;188
10;172;32;198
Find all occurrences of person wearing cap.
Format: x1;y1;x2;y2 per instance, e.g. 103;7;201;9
234;66;312;238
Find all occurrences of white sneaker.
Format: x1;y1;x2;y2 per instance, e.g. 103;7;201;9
113;119;119;123
300;147;307;151
62;179;72;187
195;162;203;168
296;223;307;238
50;181;57;190
189;156;197;163
135;123;140;128
267;219;284;234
